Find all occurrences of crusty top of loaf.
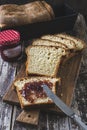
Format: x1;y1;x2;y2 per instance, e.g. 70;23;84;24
55;33;86;50
41;34;76;50
32;38;68;49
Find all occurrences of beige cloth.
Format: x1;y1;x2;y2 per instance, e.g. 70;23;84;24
0;1;55;28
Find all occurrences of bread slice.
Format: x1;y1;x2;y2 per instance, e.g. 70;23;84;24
26;45;69;77
14;77;60;108
32;39;68;49
41;35;76;50
55;33;86;51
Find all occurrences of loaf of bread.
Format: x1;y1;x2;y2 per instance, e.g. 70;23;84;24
32;39;68;49
12;33;86;110
14;77;60;108
41;34;86;51
0;1;55;28
26;45;69;77
13;33;86;109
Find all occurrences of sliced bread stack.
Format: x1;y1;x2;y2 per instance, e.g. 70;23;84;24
26;33;86;77
41;34;86;51
14;33;86;109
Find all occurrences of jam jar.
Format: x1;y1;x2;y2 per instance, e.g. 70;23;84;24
0;29;22;62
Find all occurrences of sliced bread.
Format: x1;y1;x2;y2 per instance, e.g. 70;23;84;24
32;39;68;49
14;77;60;108
26;45;68;77
55;33;86;51
41;34;77;50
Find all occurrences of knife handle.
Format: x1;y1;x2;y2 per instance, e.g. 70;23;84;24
72;114;87;130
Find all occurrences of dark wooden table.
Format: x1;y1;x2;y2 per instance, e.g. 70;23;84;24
0;14;87;130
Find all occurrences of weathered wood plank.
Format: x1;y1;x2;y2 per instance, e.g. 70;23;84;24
48;114;59;130
0;58;17;97
68;100;80;130
0;55;18;130
58;117;70;130
38;112;48;130
47;114;60;130
69;118;80;130
0;97;12;130
0;55;16;130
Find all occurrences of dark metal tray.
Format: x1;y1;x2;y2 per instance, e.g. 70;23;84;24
0;4;77;40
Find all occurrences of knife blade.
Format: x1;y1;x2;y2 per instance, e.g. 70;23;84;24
42;84;87;130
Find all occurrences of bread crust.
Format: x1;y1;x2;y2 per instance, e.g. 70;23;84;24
41;34;76;50
55;33;87;50
32;38;68;49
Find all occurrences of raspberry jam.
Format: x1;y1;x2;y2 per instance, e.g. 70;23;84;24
19;80;53;103
0;30;22;62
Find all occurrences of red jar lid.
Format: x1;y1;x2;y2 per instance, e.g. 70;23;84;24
0;29;20;50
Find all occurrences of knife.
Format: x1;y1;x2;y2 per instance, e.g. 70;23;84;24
42;84;87;130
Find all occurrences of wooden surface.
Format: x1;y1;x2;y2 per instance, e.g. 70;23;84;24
0;14;87;130
2;51;82;125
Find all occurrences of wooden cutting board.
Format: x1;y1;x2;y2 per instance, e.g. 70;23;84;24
3;52;82;125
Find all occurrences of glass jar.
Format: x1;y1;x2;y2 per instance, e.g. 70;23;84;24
0;29;22;62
